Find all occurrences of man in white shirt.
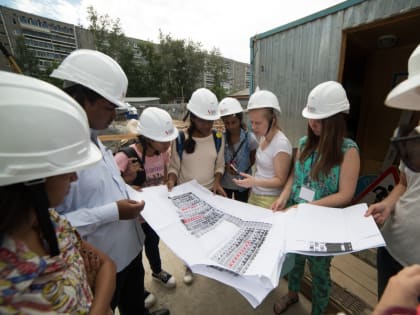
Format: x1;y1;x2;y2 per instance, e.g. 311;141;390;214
52;49;169;315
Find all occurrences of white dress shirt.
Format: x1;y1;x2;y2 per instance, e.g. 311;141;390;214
57;131;144;272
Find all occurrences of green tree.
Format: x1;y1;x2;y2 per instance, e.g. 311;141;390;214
14;36;38;76
136;41;162;97
13;36;59;85
86;6;138;96
86;7;216;103
206;48;228;100
157;31;205;103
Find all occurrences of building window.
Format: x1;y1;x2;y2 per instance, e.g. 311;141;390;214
12;18;16;24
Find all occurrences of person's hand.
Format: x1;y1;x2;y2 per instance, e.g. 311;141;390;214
122;158;142;184
213;182;227;197
271;195;288;211
373;265;420;315
364;201;393;225
167;178;176;192
232;173;254;188
130;185;143;192
117;199;145;220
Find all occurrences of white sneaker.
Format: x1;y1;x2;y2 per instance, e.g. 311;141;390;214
183;267;194;285
144;291;156;309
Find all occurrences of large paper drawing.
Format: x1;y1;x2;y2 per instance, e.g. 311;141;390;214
128;180;384;307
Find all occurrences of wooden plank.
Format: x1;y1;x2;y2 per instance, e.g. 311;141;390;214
330;255;377;308
332;254;377;292
98;133;137;142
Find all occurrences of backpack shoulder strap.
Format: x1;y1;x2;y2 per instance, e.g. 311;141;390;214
118;146;140;160
176;130;185;160
212;130;222;153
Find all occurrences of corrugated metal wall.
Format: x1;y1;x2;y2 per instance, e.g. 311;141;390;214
251;0;420;146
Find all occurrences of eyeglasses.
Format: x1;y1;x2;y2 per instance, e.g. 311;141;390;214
390;126;420;173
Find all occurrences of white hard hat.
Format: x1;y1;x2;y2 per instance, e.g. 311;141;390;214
247;89;281;112
187;88;220;120
50;49;128;109
0;71;102;186
219;97;243;117
302;81;350;119
385;44;420;110
137;107;179;142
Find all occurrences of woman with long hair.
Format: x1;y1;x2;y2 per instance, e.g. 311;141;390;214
272;81;360;315
0;71;115;315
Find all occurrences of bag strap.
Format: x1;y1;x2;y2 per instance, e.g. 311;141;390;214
212;130;222;154
229;132;248;163
176;130;186;160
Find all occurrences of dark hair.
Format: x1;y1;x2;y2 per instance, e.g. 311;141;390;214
185;113;197;154
299;113;347;180
224;113;247;145
136;135;148;160
0;183;32;234
63;84;103;107
0;182;59;256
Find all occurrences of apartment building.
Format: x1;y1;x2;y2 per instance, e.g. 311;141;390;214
0;5;80;71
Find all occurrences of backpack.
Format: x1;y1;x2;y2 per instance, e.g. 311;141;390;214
118;146;146;186
176;130;222;160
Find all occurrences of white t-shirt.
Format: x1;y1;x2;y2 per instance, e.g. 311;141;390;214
381;163;420;266
252;130;292;196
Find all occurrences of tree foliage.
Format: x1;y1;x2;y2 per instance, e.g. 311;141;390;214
157;31;205;103
14;36;39;76
13;6;232;103
87;6;137;96
206;48;228;100
14;36;59;85
86;7;212;102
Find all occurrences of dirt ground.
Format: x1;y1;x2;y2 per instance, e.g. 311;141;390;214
141;242;313;315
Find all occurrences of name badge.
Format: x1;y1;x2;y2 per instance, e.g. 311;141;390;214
299;185;315;202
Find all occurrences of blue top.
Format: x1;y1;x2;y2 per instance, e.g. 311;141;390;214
57;131;144;272
221;129;259;191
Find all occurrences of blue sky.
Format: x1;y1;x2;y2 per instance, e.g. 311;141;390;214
1;0;345;63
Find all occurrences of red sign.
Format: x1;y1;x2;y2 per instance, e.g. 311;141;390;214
352;166;400;205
